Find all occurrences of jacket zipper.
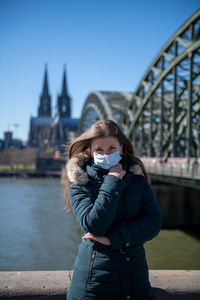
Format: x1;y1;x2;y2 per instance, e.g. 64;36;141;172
87;250;96;285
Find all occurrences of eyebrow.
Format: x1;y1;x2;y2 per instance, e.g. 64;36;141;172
94;144;116;148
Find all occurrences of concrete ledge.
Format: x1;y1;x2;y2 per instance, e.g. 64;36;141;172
0;270;199;299
150;270;200;299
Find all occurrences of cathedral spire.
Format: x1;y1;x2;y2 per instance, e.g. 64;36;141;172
38;64;52;117
42;64;49;97
61;65;68;96
57;65;71;118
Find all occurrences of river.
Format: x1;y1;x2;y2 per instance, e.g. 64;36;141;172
0;178;199;271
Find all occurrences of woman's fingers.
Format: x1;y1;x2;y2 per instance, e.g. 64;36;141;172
109;163;126;179
82;233;111;246
82;232;95;241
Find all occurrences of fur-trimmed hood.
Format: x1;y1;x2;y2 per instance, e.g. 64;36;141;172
66;153;144;185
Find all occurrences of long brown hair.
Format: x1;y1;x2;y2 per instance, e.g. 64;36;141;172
65;119;149;210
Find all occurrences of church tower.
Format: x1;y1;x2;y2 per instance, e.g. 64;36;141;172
57;66;71;118
38;65;52;117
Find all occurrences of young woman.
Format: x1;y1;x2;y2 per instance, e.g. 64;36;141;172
65;120;162;300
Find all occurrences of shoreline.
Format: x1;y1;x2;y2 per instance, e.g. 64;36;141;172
0;170;61;178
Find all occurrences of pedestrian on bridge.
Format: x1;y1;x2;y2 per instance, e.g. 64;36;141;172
65;119;162;300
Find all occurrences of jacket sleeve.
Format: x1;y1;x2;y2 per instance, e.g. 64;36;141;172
106;177;162;249
69;174;125;236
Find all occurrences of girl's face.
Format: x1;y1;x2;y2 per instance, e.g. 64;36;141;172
91;136;122;157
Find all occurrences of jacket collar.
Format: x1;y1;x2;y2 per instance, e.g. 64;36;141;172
66;153;143;185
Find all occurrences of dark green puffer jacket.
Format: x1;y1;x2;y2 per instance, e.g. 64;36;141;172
66;154;162;300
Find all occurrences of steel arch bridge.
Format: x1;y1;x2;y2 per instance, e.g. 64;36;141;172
78;10;200;159
78;91;133;133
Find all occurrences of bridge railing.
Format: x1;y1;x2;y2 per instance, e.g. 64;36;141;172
142;157;200;180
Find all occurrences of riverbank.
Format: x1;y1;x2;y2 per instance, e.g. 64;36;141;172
0;157;66;178
0;170;61;178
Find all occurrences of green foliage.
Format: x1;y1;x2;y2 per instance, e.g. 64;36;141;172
0;164;35;171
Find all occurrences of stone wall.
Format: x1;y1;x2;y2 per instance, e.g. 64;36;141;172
0;270;200;299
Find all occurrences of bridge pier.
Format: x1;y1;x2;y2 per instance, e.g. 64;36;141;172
152;183;200;229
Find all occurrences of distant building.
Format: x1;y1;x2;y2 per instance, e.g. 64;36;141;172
0;131;23;150
4;131;13;148
28;65;79;154
0;139;4;151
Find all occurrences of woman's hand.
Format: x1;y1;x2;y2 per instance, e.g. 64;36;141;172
82;232;111;246
109;163;126;179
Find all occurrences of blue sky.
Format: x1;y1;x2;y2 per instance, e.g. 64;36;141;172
0;0;199;141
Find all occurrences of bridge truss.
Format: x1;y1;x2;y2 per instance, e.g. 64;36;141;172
79;10;200;158
78;91;132;133
122;9;200;158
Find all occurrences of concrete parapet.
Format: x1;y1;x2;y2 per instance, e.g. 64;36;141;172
150;270;200;299
0;270;199;299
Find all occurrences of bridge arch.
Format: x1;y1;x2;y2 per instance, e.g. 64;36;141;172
78;10;200;158
78;91;132;134
123;9;200;158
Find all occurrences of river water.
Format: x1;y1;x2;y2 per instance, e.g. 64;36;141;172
0;178;199;271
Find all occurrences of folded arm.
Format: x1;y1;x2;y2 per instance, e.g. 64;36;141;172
106;178;162;249
70;174;125;236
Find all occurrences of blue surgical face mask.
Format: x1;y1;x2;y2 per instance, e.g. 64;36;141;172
93;150;122;169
